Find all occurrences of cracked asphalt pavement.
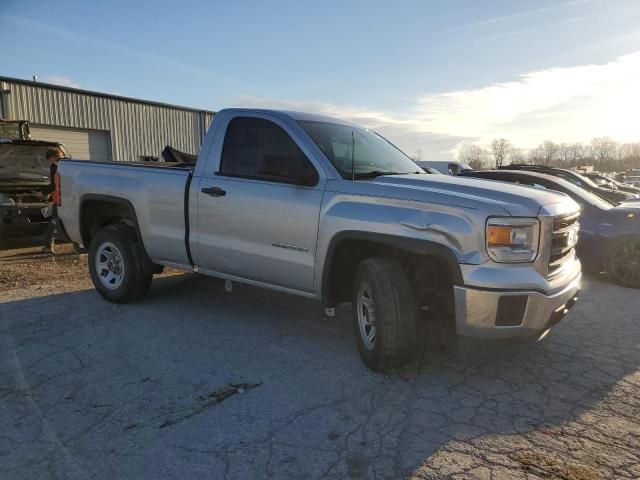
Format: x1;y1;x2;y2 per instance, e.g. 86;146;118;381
1;244;639;479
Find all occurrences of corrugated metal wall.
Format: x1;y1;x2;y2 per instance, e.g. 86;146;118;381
0;78;215;161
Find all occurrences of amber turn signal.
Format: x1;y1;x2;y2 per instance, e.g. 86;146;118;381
487;225;513;246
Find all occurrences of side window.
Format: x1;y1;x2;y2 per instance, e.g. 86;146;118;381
219;117;319;186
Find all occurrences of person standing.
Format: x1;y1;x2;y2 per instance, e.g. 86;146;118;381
39;148;63;254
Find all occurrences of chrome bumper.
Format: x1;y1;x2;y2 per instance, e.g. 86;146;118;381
453;273;581;339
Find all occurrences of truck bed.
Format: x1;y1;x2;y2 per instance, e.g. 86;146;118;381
58;159;193;267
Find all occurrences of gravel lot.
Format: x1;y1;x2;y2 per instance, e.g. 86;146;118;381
1;239;639;479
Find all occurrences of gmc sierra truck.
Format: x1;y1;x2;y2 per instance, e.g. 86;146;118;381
57;109;582;371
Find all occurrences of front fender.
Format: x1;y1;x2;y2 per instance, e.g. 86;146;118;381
314;193;483;296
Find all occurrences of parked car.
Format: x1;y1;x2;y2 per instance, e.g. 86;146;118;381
57;109;581;371
498;164;638;203
460;169;640;288
416;160;472;175
625;172;640;188
0;119;69;245
419;166;442;175
583;172;640;195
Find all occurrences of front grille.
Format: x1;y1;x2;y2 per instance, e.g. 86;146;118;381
548;212;579;275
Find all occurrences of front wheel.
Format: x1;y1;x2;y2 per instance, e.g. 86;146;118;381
352;257;417;372
88;224;153;303
604;237;640;289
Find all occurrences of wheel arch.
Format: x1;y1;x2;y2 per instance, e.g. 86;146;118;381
320;230;463;307
79;194;145;249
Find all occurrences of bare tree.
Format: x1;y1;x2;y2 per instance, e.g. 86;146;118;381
491;138;512;168
541;141;559;166
591;137;617;171
412;149;424;162
459;144;489;170
614;144;627;171
567;143;587;167
624;143;640;169
509;147;524;164
558;143;572;166
529;141;560;166
455;137;640;172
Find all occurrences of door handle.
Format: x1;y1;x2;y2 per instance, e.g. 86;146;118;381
201;186;226;197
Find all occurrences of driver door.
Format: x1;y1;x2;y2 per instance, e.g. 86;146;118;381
193;115;325;292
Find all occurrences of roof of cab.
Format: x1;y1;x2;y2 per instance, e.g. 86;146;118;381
217;108;357;126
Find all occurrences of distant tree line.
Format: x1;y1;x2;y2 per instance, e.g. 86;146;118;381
455;138;640;172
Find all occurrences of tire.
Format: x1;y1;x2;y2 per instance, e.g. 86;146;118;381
352;257;417;372
88;224;153;303
0;224;7;250
604;237;640;289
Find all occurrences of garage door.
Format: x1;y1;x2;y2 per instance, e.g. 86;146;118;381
30;125;112;161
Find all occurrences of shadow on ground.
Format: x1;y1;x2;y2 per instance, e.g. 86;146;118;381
1;272;638;479
0;224;51;250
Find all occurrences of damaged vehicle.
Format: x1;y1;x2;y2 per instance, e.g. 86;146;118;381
58;109;582;372
0;119;69;245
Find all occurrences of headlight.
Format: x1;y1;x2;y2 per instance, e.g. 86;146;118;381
486;217;540;263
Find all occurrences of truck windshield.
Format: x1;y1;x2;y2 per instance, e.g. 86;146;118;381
297;120;422;179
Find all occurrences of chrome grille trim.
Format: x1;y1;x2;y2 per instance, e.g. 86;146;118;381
548;212;580;276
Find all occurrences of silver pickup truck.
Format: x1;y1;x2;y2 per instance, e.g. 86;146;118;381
58;109;581;371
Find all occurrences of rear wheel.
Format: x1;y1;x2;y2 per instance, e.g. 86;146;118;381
0;223;7;249
88;224;153;302
352;257;417;372
604;237;640;289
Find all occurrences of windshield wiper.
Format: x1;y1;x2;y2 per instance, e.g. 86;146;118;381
352;171;419;180
352;171;403;180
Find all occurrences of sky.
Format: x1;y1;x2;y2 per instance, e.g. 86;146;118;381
1;0;640;160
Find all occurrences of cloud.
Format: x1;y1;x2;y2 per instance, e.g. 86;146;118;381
409;51;640;147
237;51;640;160
480;27;540;41
235;96;470;159
449;0;593;31
42;76;80;88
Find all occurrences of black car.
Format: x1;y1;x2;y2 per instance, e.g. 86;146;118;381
459;169;640;288
498;164;638;203
583;172;640;195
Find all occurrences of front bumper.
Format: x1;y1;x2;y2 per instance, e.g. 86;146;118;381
453;273;581;340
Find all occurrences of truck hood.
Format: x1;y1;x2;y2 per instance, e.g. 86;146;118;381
367;174;573;216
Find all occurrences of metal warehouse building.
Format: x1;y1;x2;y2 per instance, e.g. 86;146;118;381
0;76;215;162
